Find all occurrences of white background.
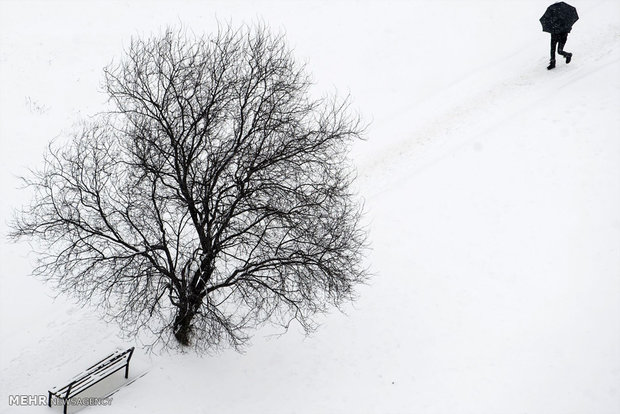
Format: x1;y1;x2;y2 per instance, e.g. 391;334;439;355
1;1;619;413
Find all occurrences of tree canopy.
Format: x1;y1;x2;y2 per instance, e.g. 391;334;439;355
11;25;368;353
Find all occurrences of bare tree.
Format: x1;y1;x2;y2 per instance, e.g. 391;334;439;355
11;25;367;352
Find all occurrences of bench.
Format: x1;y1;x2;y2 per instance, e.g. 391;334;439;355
48;347;134;414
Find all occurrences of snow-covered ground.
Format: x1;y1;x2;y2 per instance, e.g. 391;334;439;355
1;1;619;413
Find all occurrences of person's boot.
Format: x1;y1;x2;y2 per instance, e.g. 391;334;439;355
547;59;556;70
565;53;572;64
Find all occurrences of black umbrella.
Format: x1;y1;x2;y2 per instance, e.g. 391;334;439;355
540;2;579;34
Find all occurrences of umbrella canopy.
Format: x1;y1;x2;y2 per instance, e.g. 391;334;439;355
540;2;579;34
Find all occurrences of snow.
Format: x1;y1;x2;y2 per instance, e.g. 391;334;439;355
1;0;619;413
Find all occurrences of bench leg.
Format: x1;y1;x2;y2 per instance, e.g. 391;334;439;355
125;347;134;379
48;391;52;407
64;399;68;414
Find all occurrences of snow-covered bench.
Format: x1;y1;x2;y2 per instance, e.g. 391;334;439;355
48;347;134;414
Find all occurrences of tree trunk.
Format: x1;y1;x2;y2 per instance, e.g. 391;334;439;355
173;266;211;345
173;310;193;346
173;299;199;346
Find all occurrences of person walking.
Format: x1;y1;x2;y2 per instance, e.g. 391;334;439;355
539;2;579;70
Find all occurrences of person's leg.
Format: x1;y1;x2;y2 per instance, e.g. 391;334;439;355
548;34;558;69
558;33;572;63
550;34;558;61
557;33;568;56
